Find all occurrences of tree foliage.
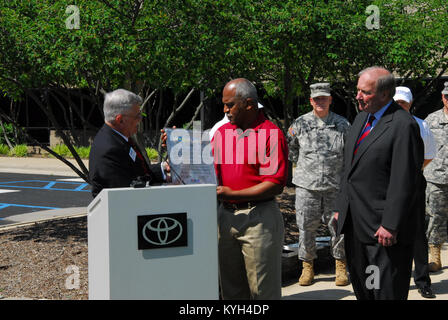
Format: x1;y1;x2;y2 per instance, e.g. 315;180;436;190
0;0;447;178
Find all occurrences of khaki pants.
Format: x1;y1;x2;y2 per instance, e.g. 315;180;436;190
217;200;284;300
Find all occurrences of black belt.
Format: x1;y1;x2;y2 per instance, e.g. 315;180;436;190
221;198;274;210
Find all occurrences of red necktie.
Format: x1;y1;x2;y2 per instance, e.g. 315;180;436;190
353;114;375;156
128;138;150;175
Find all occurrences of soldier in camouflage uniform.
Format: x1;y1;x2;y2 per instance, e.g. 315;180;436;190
423;82;448;272
287;83;350;286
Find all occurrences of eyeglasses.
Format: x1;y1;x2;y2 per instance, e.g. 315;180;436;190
443;94;448;99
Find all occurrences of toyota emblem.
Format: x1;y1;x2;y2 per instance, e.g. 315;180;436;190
142;217;183;245
137;213;188;250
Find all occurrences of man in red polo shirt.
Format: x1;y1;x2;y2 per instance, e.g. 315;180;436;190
212;78;288;299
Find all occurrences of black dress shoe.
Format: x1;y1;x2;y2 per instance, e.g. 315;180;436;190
418;286;436;299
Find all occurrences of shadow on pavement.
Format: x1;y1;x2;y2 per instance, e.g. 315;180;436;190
283;288;355;300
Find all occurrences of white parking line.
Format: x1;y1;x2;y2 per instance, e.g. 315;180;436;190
0;189;20;194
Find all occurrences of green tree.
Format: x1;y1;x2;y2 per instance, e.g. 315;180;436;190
245;0;448;128
1;0;447;180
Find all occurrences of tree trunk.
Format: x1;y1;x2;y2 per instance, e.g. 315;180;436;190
184;101;204;130
155;90;164;162
163;88;195;128
26;89;89;179
282;61;294;133
0;116;13;149
0;108;89;182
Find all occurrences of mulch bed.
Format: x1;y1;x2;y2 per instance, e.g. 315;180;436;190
0;218;88;300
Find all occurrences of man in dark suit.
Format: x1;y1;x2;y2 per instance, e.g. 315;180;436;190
89;89;167;198
333;67;424;300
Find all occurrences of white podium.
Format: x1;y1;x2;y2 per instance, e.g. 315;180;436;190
87;184;219;300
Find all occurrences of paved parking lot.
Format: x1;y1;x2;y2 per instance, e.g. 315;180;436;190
0;172;91;226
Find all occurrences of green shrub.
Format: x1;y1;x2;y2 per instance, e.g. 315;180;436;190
8;144;28;157
75;146;90;159
0;144;9;155
50;144;91;159
0;123;25;145
51;144;71;157
146;147;159;161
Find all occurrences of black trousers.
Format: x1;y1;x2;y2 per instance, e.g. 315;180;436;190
413;214;431;288
344;217;414;300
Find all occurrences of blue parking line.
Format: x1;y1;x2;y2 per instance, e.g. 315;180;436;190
42;181;57;189
0;203;60;210
0;185;90;192
0;203;61;220
73;183;89;191
0;180;90;192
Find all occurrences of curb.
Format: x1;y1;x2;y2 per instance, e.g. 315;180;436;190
0;212;87;231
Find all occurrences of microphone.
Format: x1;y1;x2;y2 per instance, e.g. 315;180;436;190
130;175;153;188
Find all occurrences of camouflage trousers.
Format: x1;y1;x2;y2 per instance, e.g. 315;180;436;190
295;187;345;261
426;182;448;245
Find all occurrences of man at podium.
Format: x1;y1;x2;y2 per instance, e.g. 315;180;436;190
212;78;289;299
89;89;169;198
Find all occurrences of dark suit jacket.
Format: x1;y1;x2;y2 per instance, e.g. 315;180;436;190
89;124;164;198
335;102;424;244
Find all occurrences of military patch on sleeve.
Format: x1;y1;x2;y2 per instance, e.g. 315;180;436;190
288;127;296;137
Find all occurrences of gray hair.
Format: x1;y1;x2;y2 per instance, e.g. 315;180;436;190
233;79;258;102
358;66;396;98
103;89;143;122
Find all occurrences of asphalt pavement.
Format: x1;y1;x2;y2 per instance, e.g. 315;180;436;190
0;156;447;300
0;157;90;228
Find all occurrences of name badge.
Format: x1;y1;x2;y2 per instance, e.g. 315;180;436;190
129;147;137;162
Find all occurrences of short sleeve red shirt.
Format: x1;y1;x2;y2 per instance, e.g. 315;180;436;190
212;112;288;190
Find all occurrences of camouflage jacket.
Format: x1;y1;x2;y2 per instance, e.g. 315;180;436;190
287;111;350;190
424;108;448;185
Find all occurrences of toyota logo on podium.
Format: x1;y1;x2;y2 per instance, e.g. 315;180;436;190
137;213;188;250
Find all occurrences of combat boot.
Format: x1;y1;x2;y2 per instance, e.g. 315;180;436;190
335;259;349;286
299;260;314;286
429;244;442;272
